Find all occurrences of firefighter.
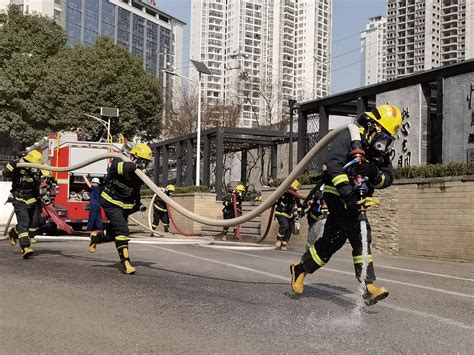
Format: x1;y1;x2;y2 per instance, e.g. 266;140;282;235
88;143;152;275
221;184;245;240
2;150;43;258
82;175;103;231
152;184;175;233
290;104;403;305
302;164;328;249
275;180;302;251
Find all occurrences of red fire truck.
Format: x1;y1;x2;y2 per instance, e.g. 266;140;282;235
37;132;124;231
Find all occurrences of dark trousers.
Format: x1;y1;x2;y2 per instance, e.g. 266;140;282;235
223;212;236;235
152;210;170;229
87;204;103;231
301;193;376;283
276;215;294;243
12;199;40;248
95;200;132;253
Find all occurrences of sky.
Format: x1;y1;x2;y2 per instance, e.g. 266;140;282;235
158;0;387;95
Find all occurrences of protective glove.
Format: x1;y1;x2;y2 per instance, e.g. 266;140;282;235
337;184;359;213
352;162;379;180
357;197;380;208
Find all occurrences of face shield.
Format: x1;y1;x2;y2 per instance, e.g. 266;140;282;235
368;130;395;164
135;158;150;170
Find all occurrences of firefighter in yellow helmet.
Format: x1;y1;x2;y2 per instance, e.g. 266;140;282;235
152;184;175;234
221;183;246;240
88;143;153;275
291;104;403;305
274;180;302;251
2;150;43;258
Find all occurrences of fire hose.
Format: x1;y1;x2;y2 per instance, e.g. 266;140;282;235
4;124;360;238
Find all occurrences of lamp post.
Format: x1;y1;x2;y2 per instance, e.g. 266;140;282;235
288;99;298;172
163;60;212;186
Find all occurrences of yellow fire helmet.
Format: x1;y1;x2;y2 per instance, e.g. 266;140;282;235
166;184;176;192
24;150;43;165
235;184;246;193
290;180;301;191
130;143;153;161
365;104;403;137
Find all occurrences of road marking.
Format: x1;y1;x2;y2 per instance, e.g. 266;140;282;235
223;250;474;300
276;250;474;282
151;246;473;331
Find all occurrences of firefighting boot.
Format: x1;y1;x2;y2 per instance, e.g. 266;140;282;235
8;227;18;246
88;231;102;253
275;240;282;249
164;225;170;233
290;263;306;295
117;245;136;275
22;247;34;259
281;241;288;251
363;283;389;306
18;235;33;259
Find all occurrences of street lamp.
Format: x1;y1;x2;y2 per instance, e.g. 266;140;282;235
85;107;119;145
163;60;212;186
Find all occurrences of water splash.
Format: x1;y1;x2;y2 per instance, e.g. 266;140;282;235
351;219;369;318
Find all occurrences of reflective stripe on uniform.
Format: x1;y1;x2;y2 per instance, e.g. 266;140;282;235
309;245;325;267
15;197;37;205
154;204;167;212
323;185;340;196
117;162;124;175
115;235;130;241
353;254;373;264
29;227;39;231
6;163;14;172
101;192;135;209
373;174;386;189
274;211;292;218
18;232;29;238
332;174;349;186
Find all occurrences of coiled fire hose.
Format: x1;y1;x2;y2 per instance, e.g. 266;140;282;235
4;124;359;239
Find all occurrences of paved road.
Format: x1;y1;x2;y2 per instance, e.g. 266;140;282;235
0;237;473;354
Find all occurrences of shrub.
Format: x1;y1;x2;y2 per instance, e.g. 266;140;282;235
141;185;211;196
394;163;474;179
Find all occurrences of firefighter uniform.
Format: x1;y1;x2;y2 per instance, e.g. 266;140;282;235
221;184;245;240
152;185;175;233
275;180;302;251
291;104;403;305
88;143;153;275
2;150;43;258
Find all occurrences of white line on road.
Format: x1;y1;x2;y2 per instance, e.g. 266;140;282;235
283;250;474;282
151;245;474;331
224;250;474;299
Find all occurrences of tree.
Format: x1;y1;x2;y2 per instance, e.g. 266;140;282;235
0;5;68;144
0;6;162;145
161;87;240;138
32;37;162;142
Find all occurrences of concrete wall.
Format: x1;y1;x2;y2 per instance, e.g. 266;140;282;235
262;177;474;261
0;182;16;225
442;72;474;163
376;83;429;166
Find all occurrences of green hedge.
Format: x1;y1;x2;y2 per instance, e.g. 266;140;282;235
141;185;211;196
394;163;474;179
270;163;474;187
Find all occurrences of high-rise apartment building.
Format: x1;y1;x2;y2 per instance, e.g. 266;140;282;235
386;0;473;80
360;16;387;86
0;0;185;82
190;0;332;128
